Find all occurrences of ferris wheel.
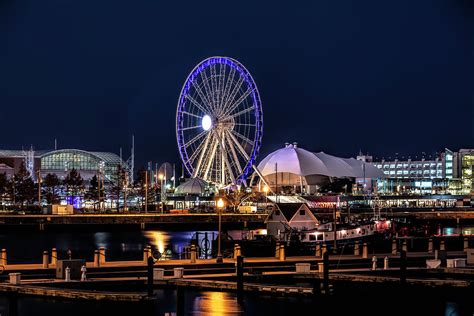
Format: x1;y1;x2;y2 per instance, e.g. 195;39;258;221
176;56;263;186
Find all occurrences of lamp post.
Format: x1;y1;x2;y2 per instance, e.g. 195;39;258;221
158;173;164;214
216;198;224;263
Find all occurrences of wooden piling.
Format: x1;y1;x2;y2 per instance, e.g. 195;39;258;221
190;244;197;263
42;251;49;269
94;250;100;267
401;240;408;253
391;239;397;255
362;243;368;259
99;247;106;265
1;249;7;266
440;239;445;251
315;242;321;257
279;244;286;261
354;241;360;256
51;248;57;266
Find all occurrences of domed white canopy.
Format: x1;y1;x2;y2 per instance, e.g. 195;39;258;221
257;143;385;179
257;144;332;177
341;157;385;178
314;151;356;177
175;178;209;195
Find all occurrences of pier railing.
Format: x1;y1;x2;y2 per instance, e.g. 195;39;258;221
0;235;471;271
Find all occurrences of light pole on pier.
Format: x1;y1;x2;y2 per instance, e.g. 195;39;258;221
216;198;225;263
159;173;165;214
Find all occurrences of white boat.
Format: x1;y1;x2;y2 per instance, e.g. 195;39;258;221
264;202;390;243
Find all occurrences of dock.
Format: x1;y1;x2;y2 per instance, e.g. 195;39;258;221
0;247;472;302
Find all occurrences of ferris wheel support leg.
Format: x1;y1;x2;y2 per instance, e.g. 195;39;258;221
252;165;274;195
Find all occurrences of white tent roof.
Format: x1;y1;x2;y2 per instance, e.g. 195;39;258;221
314;152;356;177
257;144;331;177
257;143;385;179
341;157;385;178
175;178;208;195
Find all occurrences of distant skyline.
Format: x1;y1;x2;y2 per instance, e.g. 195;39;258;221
1;0;472;169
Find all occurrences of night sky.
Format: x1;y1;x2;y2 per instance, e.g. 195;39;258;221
1;0;473;169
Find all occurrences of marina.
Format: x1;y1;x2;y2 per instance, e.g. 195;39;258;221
0;0;472;313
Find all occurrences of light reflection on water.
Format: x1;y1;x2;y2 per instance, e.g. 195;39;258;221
443;227;474;236
192;291;243;315
144;231;170;254
0;230;218;264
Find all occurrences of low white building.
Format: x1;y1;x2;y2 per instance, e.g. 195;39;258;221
265;203;319;237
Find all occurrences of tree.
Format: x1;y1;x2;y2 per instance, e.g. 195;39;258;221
109;165;127;212
134;167;147;212
43;173;61;204
85;175;104;211
224;187;250;212
63;168;84;207
11;162;36;208
0;173;9;208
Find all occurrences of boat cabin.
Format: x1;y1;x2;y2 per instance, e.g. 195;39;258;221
265;203;319;237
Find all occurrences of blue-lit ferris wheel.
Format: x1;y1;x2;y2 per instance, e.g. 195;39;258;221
176;57;263;186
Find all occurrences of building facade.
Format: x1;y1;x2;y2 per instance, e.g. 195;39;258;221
360;148;473;195
0;148;124;183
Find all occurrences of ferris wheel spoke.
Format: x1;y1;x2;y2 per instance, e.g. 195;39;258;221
182;111;203;119
203;136;219;180
216;131;236;184
226;105;256;120
222;76;244;115
226;129;250;161
181;125;201;131
231;130;255;147
184;130;207;149
221;67;236;108
200;70;215;112
224;131;243;175
191;132;212;176
185;95;210;116
191;81;213;112
217;63;226;115
233;123;256;127
210;64;218;112
222;88;255;117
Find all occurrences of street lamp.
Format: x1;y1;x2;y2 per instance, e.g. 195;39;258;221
158;173;164;214
216;198;225;263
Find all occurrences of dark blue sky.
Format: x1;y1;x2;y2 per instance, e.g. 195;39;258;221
1;0;473;168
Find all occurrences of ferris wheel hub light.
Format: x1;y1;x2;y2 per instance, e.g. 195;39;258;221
202;115;212;131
